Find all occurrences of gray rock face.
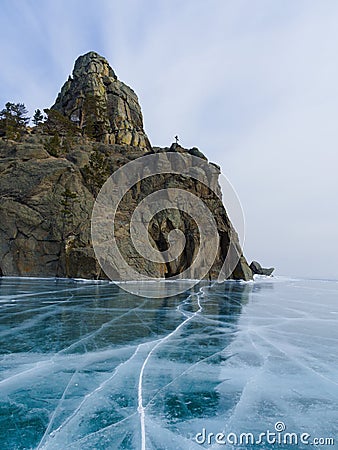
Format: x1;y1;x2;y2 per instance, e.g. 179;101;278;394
0;52;253;281
52;51;151;149
0;137;98;278
250;261;274;276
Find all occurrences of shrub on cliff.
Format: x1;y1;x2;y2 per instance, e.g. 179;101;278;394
44;133;61;157
82;149;111;196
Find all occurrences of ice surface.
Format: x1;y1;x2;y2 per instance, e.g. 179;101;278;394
0;277;337;449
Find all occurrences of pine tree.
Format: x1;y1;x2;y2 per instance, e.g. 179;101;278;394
82;94;107;141
43;108;79;136
60;188;78;225
44;133;61;157
43;109;79;153
0;102;30;140
32;109;44;126
82;149;111;196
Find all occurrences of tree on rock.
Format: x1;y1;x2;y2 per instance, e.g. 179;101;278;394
43;109;79;153
82;149;110;196
44;133;61;157
43;109;79;137
0;102;30;140
32;109;44;126
81;94;107;141
61;187;78;230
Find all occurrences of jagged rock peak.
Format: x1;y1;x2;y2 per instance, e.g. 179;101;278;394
73;51;117;80
51;51;151;149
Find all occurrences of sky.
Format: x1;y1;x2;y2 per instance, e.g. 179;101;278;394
1;0;337;279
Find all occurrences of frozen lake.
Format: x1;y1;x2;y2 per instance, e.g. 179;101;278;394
0;277;337;449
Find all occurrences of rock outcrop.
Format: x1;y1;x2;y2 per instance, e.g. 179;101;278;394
250;261;274;276
0;51;253;281
52;51;151;150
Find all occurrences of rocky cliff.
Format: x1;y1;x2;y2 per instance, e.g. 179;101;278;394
0;52;252;281
52;51;151;150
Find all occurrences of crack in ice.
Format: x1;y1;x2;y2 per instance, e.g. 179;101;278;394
137;286;206;450
145;348;235;410
40;343;143;445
